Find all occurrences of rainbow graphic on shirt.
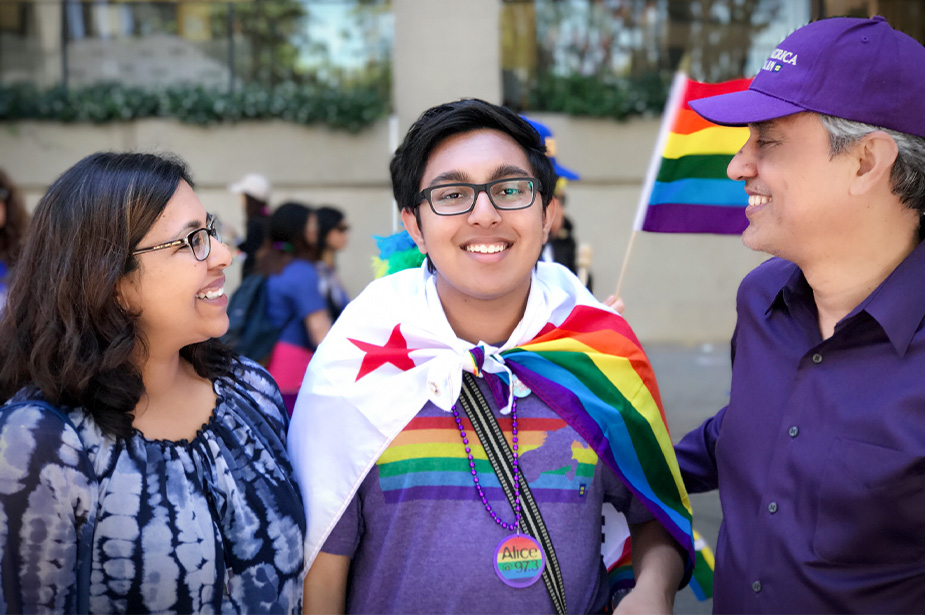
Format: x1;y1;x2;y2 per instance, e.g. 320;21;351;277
377;414;598;503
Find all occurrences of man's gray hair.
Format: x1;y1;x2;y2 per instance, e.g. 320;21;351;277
819;113;925;216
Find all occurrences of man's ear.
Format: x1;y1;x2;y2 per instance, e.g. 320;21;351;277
401;208;428;255
851;131;899;196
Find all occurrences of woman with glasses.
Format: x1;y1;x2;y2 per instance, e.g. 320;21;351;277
0;152;305;613
314;205;351;323
291;99;692;614
259;202;333;415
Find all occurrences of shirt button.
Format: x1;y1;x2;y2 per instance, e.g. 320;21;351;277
752;580;762;593
768;502;778;514
788;426;799;437
812;353;823;364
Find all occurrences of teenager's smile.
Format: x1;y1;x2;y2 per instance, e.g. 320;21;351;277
462;238;512;255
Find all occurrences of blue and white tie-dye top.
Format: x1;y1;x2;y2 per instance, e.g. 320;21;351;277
0;358;305;613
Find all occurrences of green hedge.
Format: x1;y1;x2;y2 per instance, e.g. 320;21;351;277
530;72;670;120
0;81;390;133
0;73;669;130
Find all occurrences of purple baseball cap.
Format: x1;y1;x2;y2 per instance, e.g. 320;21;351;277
690;16;925;138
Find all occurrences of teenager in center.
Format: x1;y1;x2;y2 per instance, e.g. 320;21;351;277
290;99;693;614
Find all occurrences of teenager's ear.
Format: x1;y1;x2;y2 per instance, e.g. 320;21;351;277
543;196;559;242
401;208;428;255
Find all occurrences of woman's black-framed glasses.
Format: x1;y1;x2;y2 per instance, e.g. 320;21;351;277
132;214;221;262
418;177;541;216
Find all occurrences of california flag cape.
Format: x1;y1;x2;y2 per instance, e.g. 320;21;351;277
288;262;694;571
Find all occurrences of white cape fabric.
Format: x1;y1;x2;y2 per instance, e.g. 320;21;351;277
288;262;607;568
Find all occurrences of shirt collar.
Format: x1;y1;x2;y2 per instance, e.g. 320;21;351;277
855;239;925;356
766;240;925;356
768;265;811;316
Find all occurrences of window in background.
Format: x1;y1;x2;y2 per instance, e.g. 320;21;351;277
0;1;38;85
502;0;924;119
0;0;392;94
502;0;804;118
818;0;924;43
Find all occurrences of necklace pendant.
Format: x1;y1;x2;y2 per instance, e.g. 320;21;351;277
511;373;532;398
494;533;545;588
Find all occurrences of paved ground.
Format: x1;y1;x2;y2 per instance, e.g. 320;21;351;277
643;342;732;614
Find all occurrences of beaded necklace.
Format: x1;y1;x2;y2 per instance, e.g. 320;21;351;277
453;387;546;589
452;396;522;531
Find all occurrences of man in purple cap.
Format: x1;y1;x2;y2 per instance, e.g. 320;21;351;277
675;16;925;613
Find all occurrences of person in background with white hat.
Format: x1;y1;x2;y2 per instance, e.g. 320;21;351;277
229;172;271;278
675;16;925;612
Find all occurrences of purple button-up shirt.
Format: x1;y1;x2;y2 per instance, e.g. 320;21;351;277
677;242;925;613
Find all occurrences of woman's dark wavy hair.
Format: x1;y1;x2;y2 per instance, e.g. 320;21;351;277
0;151;234;438
256;201;315;276
389;98;557;215
315;205;345;256
0;167;30;266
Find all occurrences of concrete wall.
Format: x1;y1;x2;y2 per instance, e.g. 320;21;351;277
392;0;502;134
1;0;767;345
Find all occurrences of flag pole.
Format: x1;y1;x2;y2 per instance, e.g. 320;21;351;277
614;230;638;300
613;69;689;301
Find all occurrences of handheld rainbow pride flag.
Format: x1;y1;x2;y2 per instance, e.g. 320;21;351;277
632;73;752;234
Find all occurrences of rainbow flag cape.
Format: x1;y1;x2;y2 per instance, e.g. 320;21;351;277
497;305;693;555
634;73;752;234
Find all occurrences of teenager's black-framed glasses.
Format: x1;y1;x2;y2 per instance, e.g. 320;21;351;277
132;214;221;262
418;177;541;216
